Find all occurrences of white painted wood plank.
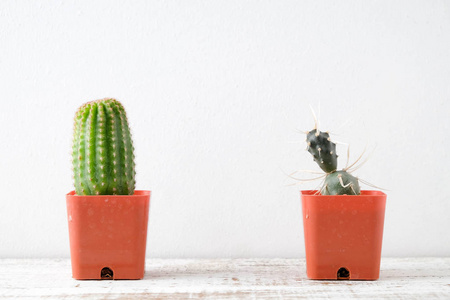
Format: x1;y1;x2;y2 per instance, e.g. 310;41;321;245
0;258;449;299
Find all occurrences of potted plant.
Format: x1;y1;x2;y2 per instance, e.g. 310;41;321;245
299;116;386;280
66;98;151;280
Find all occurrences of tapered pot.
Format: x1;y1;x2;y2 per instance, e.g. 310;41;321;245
66;190;150;280
301;190;386;280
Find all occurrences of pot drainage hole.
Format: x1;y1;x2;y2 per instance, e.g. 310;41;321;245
101;267;114;280
337;267;350;280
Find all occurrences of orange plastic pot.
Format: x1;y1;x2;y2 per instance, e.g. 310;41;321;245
66;190;150;280
301;190;386;280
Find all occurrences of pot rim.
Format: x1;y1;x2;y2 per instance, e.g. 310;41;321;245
66;190;151;197
301;190;386;197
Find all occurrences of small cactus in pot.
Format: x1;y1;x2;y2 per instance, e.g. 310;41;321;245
71;98;136;195
299;108;387;280
67;98;150;280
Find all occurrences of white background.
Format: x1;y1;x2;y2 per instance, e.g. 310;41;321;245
1;0;449;258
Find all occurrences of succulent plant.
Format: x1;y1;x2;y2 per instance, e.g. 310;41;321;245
72;98;136;195
322;170;360;195
306;129;337;173
305;119;361;195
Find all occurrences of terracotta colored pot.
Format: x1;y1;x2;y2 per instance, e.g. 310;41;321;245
301;190;386;280
66;190;150;280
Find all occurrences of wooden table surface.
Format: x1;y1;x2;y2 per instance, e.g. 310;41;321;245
0;258;449;299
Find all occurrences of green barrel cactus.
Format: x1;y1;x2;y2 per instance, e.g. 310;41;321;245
72;98;136;195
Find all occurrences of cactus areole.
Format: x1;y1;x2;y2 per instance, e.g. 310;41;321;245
72;98;136;195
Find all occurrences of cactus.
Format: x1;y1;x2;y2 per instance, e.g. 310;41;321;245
72;98;136;195
305;125;361;195
321;170;360;195
306;129;337;173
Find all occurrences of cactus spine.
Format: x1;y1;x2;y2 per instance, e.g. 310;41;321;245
306;127;361;195
72;98;136;195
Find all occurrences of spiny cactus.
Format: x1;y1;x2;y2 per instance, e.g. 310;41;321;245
322;170;360;195
306;129;337;173
305;126;361;195
72;98;136;195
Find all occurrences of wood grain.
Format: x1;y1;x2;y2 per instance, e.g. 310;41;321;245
0;258;449;299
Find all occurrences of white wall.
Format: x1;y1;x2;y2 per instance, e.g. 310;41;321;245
1;0;449;258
